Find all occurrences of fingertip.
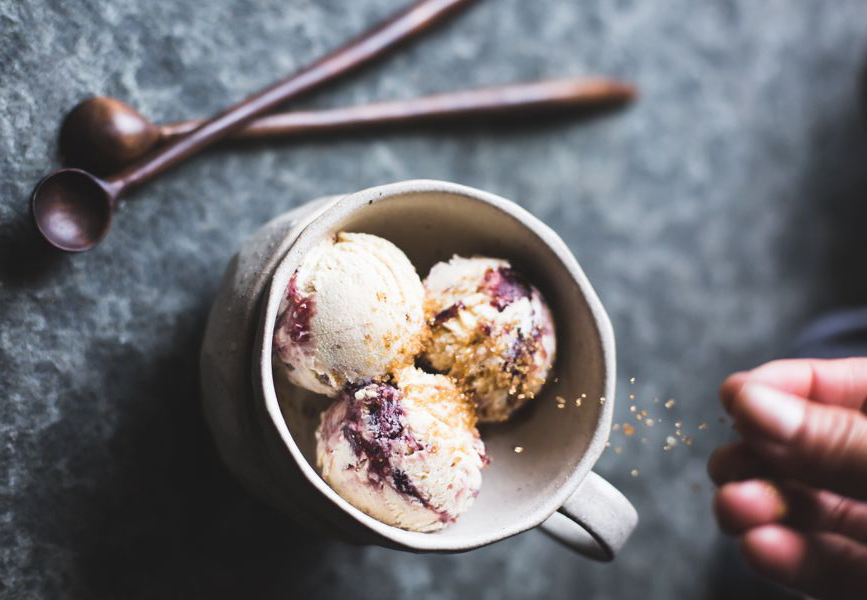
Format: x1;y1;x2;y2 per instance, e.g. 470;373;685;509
739;525;807;584
707;446;728;486
711;486;741;535
731;383;806;443
743;358;867;409
707;443;771;486
713;481;788;534
720;371;750;413
707;444;732;485
742;522;867;598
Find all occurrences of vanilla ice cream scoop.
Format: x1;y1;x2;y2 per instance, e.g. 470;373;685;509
316;366;486;532
422;256;556;422
273;232;425;396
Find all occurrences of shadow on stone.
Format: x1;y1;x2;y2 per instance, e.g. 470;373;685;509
706;538;800;600
13;307;327;599
0;210;67;287
805;95;867;310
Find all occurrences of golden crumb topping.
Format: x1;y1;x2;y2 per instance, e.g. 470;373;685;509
395;367;478;432
421;301;547;422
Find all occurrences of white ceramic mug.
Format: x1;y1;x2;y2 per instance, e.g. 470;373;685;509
200;180;637;559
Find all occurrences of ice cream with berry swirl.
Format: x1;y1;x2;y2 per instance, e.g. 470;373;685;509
315;366;486;532
421;256;556;423
273;232;425;396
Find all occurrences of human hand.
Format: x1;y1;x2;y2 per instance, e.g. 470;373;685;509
708;358;867;599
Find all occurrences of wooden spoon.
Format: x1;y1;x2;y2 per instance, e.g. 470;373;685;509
30;0;474;252
61;78;635;174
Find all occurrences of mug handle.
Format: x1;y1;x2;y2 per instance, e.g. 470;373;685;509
539;471;638;561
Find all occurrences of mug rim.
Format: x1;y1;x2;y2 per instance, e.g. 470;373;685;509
255;179;616;551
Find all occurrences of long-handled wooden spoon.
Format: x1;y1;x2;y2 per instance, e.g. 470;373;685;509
31;0;474;253
61;78;635;174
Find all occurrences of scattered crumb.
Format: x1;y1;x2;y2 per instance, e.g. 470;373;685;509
629;377;636;384
575;398;582;407
631;469;639;477
629;393;635;401
664;399;676;409
684;436;692;446
599;397;606;405
645;418;655;427
612;423;620;431
513;446;524;454
622;423;636;437
630;405;637;413
666;435;677;447
698;422;708;430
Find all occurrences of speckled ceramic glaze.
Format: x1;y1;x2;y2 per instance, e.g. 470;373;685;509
200;180;637;559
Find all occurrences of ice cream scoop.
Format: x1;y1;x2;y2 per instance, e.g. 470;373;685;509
316;366;486;532
273;232;425;396
422;256;556;422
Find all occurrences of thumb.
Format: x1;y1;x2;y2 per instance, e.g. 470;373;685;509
732;382;867;502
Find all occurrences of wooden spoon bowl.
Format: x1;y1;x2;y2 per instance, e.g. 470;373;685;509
60;97;159;174
31;168;116;252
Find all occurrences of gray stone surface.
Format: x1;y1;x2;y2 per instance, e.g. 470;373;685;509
2;0;867;597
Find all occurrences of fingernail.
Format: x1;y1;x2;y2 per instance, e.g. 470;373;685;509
736;383;805;442
707;448;725;485
758;480;788;520
720;371;750;412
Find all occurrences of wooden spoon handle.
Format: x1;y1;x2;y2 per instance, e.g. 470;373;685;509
158;78;636;141
109;0;474;191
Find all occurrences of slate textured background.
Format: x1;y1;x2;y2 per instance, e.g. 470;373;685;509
3;1;867;598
